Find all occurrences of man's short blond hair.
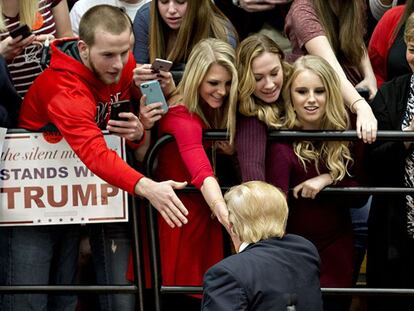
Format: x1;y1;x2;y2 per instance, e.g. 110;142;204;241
224;181;288;243
79;4;131;46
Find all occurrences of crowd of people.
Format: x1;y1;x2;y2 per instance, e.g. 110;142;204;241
0;0;414;311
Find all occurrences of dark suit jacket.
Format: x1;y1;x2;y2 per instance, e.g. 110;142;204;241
201;234;323;311
366;73;414;310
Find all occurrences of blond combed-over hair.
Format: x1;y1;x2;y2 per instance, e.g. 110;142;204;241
283;55;353;182
174;38;238;143
225;181;288;243
149;0;236;64
236;34;292;129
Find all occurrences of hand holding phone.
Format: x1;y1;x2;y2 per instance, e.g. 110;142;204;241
139;80;169;113
110;100;130;121
9;24;32;40
108;100;144;141
151;58;173;72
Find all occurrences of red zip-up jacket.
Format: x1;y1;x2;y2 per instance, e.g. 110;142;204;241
19;38;143;194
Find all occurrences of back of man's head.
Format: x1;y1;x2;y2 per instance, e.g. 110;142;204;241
79;4;131;46
224;181;288;244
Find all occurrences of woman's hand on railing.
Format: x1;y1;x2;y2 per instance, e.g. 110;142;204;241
353;99;378;144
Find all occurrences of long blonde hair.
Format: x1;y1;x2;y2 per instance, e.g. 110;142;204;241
0;1;39;31
149;0;236;64
283;55;353;182
174;38;238;143
312;0;365;66
236;34;292;129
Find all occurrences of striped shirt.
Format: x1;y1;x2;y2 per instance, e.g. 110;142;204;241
0;0;62;98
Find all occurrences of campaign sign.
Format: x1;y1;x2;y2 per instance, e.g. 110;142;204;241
0;131;128;226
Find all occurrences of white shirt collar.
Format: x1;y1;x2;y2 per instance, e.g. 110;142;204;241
238;242;250;253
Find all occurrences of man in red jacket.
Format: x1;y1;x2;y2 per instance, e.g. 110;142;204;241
3;5;187;311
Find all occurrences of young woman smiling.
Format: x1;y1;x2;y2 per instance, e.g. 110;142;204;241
148;38;238;308
272;55;362;311
235;34;292;182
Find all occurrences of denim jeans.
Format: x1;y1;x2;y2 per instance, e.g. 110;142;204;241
89;222;135;311
350;196;371;284
351;196;371;249
0;225;80;311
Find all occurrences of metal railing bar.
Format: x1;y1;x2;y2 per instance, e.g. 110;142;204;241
9;128;414;141
173;186;414;194
130;196;145;311
159;286;414;297
146;200;162;311
143;130;414;311
188;130;414;141
268;130;414;141
0;285;137;294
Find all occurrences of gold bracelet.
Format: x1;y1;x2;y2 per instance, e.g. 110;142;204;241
350;97;365;114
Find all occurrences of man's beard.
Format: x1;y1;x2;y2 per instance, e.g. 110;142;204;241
89;54;120;85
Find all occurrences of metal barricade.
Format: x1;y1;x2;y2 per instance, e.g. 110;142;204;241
144;130;414;311
3;129;414;310
0;129;146;311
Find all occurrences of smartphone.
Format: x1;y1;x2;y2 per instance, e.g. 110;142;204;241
139;80;169;113
151;58;173;72
356;88;370;101
9;24;32;39
110;100;130;120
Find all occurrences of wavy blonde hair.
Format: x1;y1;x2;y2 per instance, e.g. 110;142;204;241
149;0;236;64
0;1;39;31
173;38;238;143
283;55;353;182
236;34;292;129
225;181;288;243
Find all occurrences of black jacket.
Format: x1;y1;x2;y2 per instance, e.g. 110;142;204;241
202;234;323;311
367;73;414;310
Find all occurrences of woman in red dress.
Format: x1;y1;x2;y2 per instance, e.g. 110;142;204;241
153;38;238;293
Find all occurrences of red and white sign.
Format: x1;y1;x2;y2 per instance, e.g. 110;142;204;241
0;131;128;226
